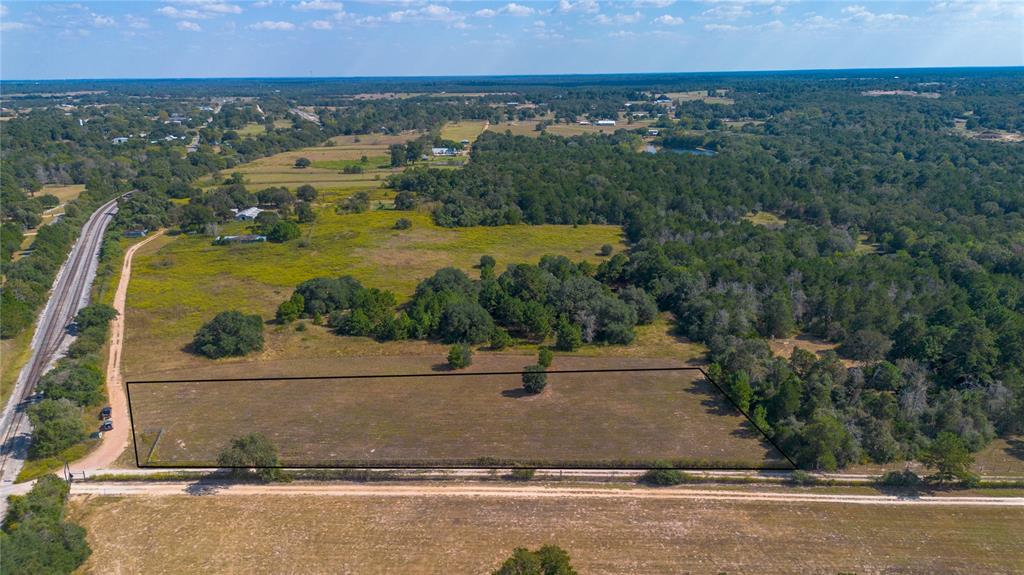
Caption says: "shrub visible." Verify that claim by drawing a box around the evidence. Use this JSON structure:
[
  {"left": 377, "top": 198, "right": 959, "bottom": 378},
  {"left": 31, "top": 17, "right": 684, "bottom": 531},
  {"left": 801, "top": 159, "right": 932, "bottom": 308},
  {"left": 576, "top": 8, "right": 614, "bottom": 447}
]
[
  {"left": 218, "top": 433, "right": 282, "bottom": 482},
  {"left": 490, "top": 327, "right": 512, "bottom": 350},
  {"left": 38, "top": 363, "right": 105, "bottom": 407},
  {"left": 493, "top": 545, "right": 576, "bottom": 575},
  {"left": 192, "top": 311, "right": 264, "bottom": 359},
  {"left": 509, "top": 467, "right": 536, "bottom": 481},
  {"left": 296, "top": 184, "right": 317, "bottom": 202},
  {"left": 787, "top": 469, "right": 819, "bottom": 485},
  {"left": 640, "top": 466, "right": 692, "bottom": 486},
  {"left": 521, "top": 364, "right": 547, "bottom": 394},
  {"left": 393, "top": 218, "right": 412, "bottom": 230},
  {"left": 267, "top": 220, "right": 300, "bottom": 243},
  {"left": 878, "top": 469, "right": 922, "bottom": 488},
  {"left": 538, "top": 348, "right": 553, "bottom": 368},
  {"left": 27, "top": 399, "right": 86, "bottom": 459},
  {"left": 447, "top": 344, "right": 473, "bottom": 369},
  {"left": 479, "top": 254, "right": 496, "bottom": 269},
  {"left": 294, "top": 157, "right": 311, "bottom": 168},
  {"left": 555, "top": 318, "right": 582, "bottom": 351},
  {"left": 599, "top": 244, "right": 614, "bottom": 256}
]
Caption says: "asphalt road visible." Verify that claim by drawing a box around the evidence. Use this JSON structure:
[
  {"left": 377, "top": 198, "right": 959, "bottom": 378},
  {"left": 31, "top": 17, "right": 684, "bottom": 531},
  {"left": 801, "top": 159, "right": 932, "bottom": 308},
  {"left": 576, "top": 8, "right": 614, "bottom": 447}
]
[{"left": 0, "top": 195, "right": 121, "bottom": 513}]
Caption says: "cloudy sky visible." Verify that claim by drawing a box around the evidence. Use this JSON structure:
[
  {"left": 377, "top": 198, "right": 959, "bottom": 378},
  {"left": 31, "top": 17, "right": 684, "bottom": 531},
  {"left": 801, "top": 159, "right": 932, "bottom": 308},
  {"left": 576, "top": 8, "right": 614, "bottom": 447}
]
[{"left": 1, "top": 1, "right": 1021, "bottom": 79}]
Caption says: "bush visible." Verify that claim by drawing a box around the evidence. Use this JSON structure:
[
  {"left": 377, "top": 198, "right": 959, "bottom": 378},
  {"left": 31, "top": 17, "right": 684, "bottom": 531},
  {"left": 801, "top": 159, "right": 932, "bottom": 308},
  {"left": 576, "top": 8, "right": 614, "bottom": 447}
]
[
  {"left": 438, "top": 300, "right": 494, "bottom": 344},
  {"left": 393, "top": 218, "right": 412, "bottom": 230},
  {"left": 1, "top": 475, "right": 91, "bottom": 575},
  {"left": 267, "top": 220, "right": 300, "bottom": 243},
  {"left": 787, "top": 469, "right": 819, "bottom": 485},
  {"left": 555, "top": 318, "right": 582, "bottom": 351},
  {"left": 479, "top": 254, "right": 496, "bottom": 269},
  {"left": 490, "top": 327, "right": 512, "bottom": 350},
  {"left": 877, "top": 469, "right": 922, "bottom": 488},
  {"left": 640, "top": 466, "right": 692, "bottom": 486},
  {"left": 218, "top": 433, "right": 282, "bottom": 482},
  {"left": 192, "top": 311, "right": 264, "bottom": 359},
  {"left": 447, "top": 344, "right": 473, "bottom": 369},
  {"left": 538, "top": 348, "right": 553, "bottom": 368},
  {"left": 294, "top": 157, "right": 311, "bottom": 168},
  {"left": 522, "top": 364, "right": 547, "bottom": 394},
  {"left": 296, "top": 184, "right": 317, "bottom": 202},
  {"left": 38, "top": 363, "right": 105, "bottom": 407},
  {"left": 509, "top": 467, "right": 536, "bottom": 481},
  {"left": 599, "top": 244, "right": 614, "bottom": 256}
]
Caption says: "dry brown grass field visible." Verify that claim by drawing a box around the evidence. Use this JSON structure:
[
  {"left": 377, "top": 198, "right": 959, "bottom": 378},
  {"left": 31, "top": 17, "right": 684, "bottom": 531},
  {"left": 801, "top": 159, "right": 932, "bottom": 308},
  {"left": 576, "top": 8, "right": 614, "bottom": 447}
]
[
  {"left": 129, "top": 355, "right": 783, "bottom": 468},
  {"left": 69, "top": 491, "right": 1024, "bottom": 574}
]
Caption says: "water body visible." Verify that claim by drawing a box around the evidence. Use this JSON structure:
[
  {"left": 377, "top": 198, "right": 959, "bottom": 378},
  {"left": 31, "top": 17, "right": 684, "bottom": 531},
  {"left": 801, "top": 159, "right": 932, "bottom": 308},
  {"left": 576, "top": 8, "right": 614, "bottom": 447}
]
[{"left": 643, "top": 144, "right": 718, "bottom": 156}]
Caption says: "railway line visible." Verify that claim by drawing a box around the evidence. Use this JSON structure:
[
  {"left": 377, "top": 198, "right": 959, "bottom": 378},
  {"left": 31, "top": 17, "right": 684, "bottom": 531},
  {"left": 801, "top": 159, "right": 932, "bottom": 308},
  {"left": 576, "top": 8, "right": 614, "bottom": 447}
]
[{"left": 0, "top": 196, "right": 122, "bottom": 497}]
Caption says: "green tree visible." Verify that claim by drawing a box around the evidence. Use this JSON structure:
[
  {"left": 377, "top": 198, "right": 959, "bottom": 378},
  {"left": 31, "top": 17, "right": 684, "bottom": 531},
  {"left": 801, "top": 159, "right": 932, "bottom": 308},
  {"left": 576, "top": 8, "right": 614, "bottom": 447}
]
[
  {"left": 0, "top": 476, "right": 91, "bottom": 575},
  {"left": 192, "top": 310, "right": 264, "bottom": 359},
  {"left": 921, "top": 432, "right": 975, "bottom": 484},
  {"left": 27, "top": 399, "right": 86, "bottom": 459},
  {"left": 294, "top": 157, "right": 311, "bottom": 168},
  {"left": 296, "top": 184, "right": 317, "bottom": 202},
  {"left": 267, "top": 220, "right": 300, "bottom": 243},
  {"left": 218, "top": 433, "right": 282, "bottom": 481},
  {"left": 555, "top": 317, "right": 583, "bottom": 351},
  {"left": 276, "top": 294, "right": 304, "bottom": 324},
  {"left": 38, "top": 363, "right": 105, "bottom": 407},
  {"left": 538, "top": 348, "right": 553, "bottom": 368},
  {"left": 447, "top": 344, "right": 473, "bottom": 369},
  {"left": 493, "top": 545, "right": 576, "bottom": 575},
  {"left": 522, "top": 364, "right": 547, "bottom": 394},
  {"left": 490, "top": 327, "right": 512, "bottom": 350},
  {"left": 794, "top": 414, "right": 856, "bottom": 471}
]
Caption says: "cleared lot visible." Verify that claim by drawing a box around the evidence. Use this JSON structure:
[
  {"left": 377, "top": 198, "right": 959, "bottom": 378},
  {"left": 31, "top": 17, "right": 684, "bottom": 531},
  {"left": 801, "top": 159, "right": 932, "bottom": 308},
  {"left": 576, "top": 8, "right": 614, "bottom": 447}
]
[{"left": 130, "top": 356, "right": 785, "bottom": 468}]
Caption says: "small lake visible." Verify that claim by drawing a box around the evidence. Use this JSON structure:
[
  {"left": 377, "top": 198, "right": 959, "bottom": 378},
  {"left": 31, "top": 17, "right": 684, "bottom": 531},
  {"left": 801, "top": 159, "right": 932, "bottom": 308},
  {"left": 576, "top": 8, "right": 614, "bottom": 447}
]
[{"left": 644, "top": 144, "right": 718, "bottom": 156}]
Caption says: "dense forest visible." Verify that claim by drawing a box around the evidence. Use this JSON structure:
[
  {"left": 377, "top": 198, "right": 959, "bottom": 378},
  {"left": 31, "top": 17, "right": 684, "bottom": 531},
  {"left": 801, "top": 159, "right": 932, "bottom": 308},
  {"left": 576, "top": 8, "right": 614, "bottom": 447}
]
[{"left": 3, "top": 69, "right": 1022, "bottom": 472}]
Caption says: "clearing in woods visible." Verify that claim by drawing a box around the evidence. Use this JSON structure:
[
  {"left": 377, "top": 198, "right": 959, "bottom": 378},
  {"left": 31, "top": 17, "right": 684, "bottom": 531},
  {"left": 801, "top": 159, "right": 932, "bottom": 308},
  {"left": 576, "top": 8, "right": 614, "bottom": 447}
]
[
  {"left": 128, "top": 355, "right": 785, "bottom": 468},
  {"left": 69, "top": 490, "right": 1024, "bottom": 575},
  {"left": 440, "top": 120, "right": 488, "bottom": 143}
]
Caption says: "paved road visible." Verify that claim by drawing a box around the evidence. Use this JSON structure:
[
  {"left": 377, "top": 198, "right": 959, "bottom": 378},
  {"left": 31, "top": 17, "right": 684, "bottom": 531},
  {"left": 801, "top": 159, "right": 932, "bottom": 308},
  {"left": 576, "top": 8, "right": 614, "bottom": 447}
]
[{"left": 0, "top": 196, "right": 122, "bottom": 513}]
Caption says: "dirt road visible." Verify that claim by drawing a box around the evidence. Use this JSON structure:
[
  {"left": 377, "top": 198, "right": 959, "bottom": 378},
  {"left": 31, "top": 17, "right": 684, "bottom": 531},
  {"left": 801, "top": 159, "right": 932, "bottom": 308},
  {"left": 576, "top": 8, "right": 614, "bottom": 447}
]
[
  {"left": 65, "top": 481, "right": 1024, "bottom": 507},
  {"left": 70, "top": 230, "right": 164, "bottom": 474}
]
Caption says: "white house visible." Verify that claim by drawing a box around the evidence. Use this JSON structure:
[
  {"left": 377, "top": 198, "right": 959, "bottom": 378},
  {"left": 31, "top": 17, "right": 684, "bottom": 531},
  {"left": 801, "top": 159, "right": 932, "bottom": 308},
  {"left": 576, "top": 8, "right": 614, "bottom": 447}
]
[
  {"left": 647, "top": 128, "right": 660, "bottom": 136},
  {"left": 111, "top": 137, "right": 129, "bottom": 145},
  {"left": 596, "top": 119, "right": 616, "bottom": 126},
  {"left": 431, "top": 147, "right": 457, "bottom": 156},
  {"left": 234, "top": 207, "right": 264, "bottom": 221}
]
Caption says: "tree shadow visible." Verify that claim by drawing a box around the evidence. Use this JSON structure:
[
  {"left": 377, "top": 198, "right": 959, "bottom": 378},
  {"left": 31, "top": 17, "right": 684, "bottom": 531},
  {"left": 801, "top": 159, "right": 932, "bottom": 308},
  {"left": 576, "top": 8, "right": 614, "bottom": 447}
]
[
  {"left": 431, "top": 363, "right": 454, "bottom": 372},
  {"left": 501, "top": 388, "right": 531, "bottom": 399},
  {"left": 185, "top": 475, "right": 230, "bottom": 496},
  {"left": 684, "top": 377, "right": 736, "bottom": 417},
  {"left": 1004, "top": 437, "right": 1024, "bottom": 462}
]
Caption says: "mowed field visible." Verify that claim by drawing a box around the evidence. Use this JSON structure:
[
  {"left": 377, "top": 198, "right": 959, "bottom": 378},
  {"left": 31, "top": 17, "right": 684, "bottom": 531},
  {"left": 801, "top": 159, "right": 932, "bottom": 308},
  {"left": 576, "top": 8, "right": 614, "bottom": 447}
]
[
  {"left": 122, "top": 209, "right": 624, "bottom": 376},
  {"left": 69, "top": 491, "right": 1024, "bottom": 574},
  {"left": 440, "top": 120, "right": 488, "bottom": 142},
  {"left": 129, "top": 355, "right": 784, "bottom": 468},
  {"left": 219, "top": 132, "right": 419, "bottom": 190}
]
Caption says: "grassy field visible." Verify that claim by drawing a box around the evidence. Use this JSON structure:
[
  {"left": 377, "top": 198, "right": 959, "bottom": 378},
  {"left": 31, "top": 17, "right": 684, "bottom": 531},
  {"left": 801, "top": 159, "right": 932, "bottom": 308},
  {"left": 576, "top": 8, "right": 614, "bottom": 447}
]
[
  {"left": 69, "top": 491, "right": 1024, "bottom": 574},
  {"left": 122, "top": 209, "right": 624, "bottom": 376},
  {"left": 663, "top": 90, "right": 735, "bottom": 105},
  {"left": 129, "top": 355, "right": 781, "bottom": 468},
  {"left": 234, "top": 123, "right": 266, "bottom": 137},
  {"left": 0, "top": 327, "right": 34, "bottom": 406},
  {"left": 439, "top": 120, "right": 488, "bottom": 142},
  {"left": 742, "top": 211, "right": 787, "bottom": 230}
]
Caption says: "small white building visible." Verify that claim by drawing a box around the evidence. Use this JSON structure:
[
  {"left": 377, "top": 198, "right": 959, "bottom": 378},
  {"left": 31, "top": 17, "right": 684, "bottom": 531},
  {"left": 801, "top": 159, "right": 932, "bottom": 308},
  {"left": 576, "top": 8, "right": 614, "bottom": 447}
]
[
  {"left": 111, "top": 137, "right": 129, "bottom": 145},
  {"left": 596, "top": 119, "right": 616, "bottom": 126},
  {"left": 647, "top": 128, "right": 660, "bottom": 136},
  {"left": 233, "top": 207, "right": 264, "bottom": 221},
  {"left": 431, "top": 147, "right": 457, "bottom": 156}
]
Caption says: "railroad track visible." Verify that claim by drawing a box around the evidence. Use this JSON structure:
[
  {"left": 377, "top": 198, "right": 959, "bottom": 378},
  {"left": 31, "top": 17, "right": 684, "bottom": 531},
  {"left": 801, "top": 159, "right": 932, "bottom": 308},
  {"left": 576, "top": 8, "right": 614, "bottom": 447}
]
[{"left": 0, "top": 196, "right": 122, "bottom": 481}]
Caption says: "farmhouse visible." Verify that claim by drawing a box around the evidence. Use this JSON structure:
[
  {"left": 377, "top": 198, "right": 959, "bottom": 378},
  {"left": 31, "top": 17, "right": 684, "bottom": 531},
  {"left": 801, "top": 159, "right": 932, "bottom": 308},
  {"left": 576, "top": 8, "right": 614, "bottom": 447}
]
[
  {"left": 431, "top": 147, "right": 457, "bottom": 156},
  {"left": 111, "top": 136, "right": 129, "bottom": 144},
  {"left": 596, "top": 119, "right": 616, "bottom": 126},
  {"left": 233, "top": 207, "right": 264, "bottom": 221}
]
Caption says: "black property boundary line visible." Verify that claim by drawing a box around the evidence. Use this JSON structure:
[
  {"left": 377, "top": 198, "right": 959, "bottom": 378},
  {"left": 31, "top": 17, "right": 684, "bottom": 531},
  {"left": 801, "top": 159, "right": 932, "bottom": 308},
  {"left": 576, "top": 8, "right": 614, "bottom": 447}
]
[{"left": 125, "top": 367, "right": 798, "bottom": 471}]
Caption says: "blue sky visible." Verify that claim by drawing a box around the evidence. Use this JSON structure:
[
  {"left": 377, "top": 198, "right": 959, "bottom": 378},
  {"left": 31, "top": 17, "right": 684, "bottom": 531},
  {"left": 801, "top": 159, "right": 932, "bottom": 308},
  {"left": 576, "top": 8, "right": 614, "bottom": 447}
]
[{"left": 1, "top": 1, "right": 1021, "bottom": 79}]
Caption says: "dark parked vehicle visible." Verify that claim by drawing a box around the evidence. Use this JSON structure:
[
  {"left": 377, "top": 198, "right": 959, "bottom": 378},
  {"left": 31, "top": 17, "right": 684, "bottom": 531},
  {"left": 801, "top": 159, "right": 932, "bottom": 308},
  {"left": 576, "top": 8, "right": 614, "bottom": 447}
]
[
  {"left": 100, "top": 420, "right": 113, "bottom": 432},
  {"left": 99, "top": 406, "right": 112, "bottom": 420}
]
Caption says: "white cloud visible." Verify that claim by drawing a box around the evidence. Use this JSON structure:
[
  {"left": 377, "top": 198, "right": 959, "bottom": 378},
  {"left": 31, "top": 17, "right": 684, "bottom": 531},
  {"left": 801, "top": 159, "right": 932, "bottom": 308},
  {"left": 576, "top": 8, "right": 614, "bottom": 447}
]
[
  {"left": 125, "top": 15, "right": 150, "bottom": 29},
  {"left": 475, "top": 8, "right": 497, "bottom": 17},
  {"left": 769, "top": 4, "right": 785, "bottom": 15},
  {"left": 174, "top": 1, "right": 242, "bottom": 15},
  {"left": 700, "top": 4, "right": 753, "bottom": 20},
  {"left": 930, "top": 0, "right": 1024, "bottom": 19},
  {"left": 294, "top": 0, "right": 343, "bottom": 11},
  {"left": 653, "top": 14, "right": 684, "bottom": 25},
  {"left": 310, "top": 19, "right": 332, "bottom": 29},
  {"left": 634, "top": 0, "right": 675, "bottom": 7},
  {"left": 387, "top": 4, "right": 464, "bottom": 25},
  {"left": 504, "top": 3, "right": 535, "bottom": 16},
  {"left": 157, "top": 2, "right": 241, "bottom": 19},
  {"left": 795, "top": 14, "right": 838, "bottom": 30},
  {"left": 158, "top": 6, "right": 209, "bottom": 19},
  {"left": 842, "top": 4, "right": 909, "bottom": 22},
  {"left": 705, "top": 19, "right": 782, "bottom": 31},
  {"left": 0, "top": 20, "right": 30, "bottom": 31},
  {"left": 559, "top": 0, "right": 599, "bottom": 14},
  {"left": 250, "top": 19, "right": 296, "bottom": 30},
  {"left": 177, "top": 20, "right": 201, "bottom": 31},
  {"left": 596, "top": 11, "right": 642, "bottom": 24},
  {"left": 91, "top": 13, "right": 116, "bottom": 27}
]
